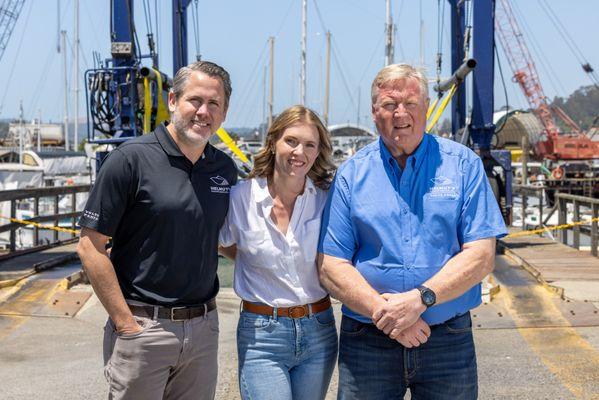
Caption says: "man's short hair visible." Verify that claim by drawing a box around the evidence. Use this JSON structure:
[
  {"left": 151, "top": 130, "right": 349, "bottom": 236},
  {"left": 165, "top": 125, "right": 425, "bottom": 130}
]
[
  {"left": 171, "top": 61, "right": 232, "bottom": 108},
  {"left": 371, "top": 63, "right": 429, "bottom": 105}
]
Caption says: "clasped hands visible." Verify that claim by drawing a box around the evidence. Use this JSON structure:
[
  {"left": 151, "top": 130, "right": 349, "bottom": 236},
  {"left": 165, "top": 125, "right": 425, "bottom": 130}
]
[{"left": 371, "top": 289, "right": 431, "bottom": 348}]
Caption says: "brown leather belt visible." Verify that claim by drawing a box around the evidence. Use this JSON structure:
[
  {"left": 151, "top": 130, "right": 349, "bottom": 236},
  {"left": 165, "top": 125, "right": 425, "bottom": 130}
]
[
  {"left": 128, "top": 298, "right": 217, "bottom": 321},
  {"left": 242, "top": 296, "right": 331, "bottom": 319}
]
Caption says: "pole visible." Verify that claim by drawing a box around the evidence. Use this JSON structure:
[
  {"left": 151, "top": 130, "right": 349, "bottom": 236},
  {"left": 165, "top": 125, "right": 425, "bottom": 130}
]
[
  {"left": 300, "top": 0, "right": 307, "bottom": 105},
  {"left": 37, "top": 109, "right": 42, "bottom": 152},
  {"left": 18, "top": 100, "right": 23, "bottom": 166},
  {"left": 61, "top": 30, "right": 70, "bottom": 151},
  {"left": 385, "top": 0, "right": 394, "bottom": 65},
  {"left": 419, "top": 0, "right": 425, "bottom": 66},
  {"left": 324, "top": 31, "right": 331, "bottom": 126},
  {"left": 268, "top": 36, "right": 274, "bottom": 129},
  {"left": 73, "top": 0, "right": 79, "bottom": 151}
]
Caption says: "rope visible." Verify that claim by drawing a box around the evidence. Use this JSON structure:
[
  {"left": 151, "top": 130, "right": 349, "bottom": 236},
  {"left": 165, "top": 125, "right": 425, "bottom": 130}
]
[
  {"left": 506, "top": 217, "right": 599, "bottom": 239},
  {"left": 0, "top": 216, "right": 79, "bottom": 235}
]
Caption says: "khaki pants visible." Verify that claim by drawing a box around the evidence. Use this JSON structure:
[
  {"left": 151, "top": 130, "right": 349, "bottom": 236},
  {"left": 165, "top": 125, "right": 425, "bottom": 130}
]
[{"left": 103, "top": 309, "right": 219, "bottom": 400}]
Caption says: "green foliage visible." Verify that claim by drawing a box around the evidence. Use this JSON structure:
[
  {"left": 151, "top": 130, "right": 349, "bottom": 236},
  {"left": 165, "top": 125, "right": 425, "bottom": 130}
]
[{"left": 550, "top": 85, "right": 599, "bottom": 131}]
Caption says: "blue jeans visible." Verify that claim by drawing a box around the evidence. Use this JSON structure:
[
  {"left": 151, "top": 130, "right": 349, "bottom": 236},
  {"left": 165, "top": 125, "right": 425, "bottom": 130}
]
[
  {"left": 338, "top": 312, "right": 477, "bottom": 400},
  {"left": 236, "top": 307, "right": 338, "bottom": 400}
]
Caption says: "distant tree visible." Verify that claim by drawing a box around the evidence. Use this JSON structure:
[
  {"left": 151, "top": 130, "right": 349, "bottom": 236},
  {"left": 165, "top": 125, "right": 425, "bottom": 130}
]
[{"left": 550, "top": 85, "right": 599, "bottom": 131}]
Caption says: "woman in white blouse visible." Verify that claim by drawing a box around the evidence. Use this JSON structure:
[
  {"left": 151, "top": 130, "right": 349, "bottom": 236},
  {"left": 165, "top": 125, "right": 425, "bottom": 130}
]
[{"left": 219, "top": 105, "right": 337, "bottom": 400}]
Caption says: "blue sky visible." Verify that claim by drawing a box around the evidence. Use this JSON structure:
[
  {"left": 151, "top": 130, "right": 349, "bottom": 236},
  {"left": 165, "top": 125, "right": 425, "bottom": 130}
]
[{"left": 0, "top": 0, "right": 597, "bottom": 132}]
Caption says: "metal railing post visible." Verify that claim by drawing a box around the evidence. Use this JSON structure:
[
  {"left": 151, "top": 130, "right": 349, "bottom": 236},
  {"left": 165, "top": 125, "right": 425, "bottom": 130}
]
[
  {"left": 558, "top": 196, "right": 567, "bottom": 245},
  {"left": 34, "top": 196, "right": 39, "bottom": 246},
  {"left": 71, "top": 190, "right": 77, "bottom": 238},
  {"left": 54, "top": 195, "right": 60, "bottom": 242},
  {"left": 592, "top": 203, "right": 598, "bottom": 257},
  {"left": 572, "top": 200, "right": 580, "bottom": 250},
  {"left": 9, "top": 200, "right": 16, "bottom": 252}
]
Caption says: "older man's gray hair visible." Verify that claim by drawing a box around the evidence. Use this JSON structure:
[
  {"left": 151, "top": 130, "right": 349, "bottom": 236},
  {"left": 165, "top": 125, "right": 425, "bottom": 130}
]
[{"left": 371, "top": 63, "right": 429, "bottom": 105}]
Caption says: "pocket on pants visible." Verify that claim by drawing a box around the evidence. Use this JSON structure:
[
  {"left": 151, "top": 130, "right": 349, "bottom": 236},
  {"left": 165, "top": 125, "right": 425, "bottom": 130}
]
[
  {"left": 112, "top": 316, "right": 157, "bottom": 339},
  {"left": 443, "top": 313, "right": 472, "bottom": 334},
  {"left": 340, "top": 315, "right": 368, "bottom": 336},
  {"left": 313, "top": 307, "right": 335, "bottom": 327}
]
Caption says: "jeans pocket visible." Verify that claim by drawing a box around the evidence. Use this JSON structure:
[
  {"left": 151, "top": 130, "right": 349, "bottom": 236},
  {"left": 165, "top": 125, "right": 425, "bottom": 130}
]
[
  {"left": 443, "top": 313, "right": 473, "bottom": 334},
  {"left": 239, "top": 312, "right": 274, "bottom": 331},
  {"left": 206, "top": 310, "right": 220, "bottom": 333},
  {"left": 340, "top": 315, "right": 368, "bottom": 336},
  {"left": 313, "top": 308, "right": 335, "bottom": 327}
]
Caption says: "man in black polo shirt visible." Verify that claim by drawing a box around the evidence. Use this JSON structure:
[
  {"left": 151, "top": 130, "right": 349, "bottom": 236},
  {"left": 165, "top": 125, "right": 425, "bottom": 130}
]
[{"left": 77, "top": 61, "right": 237, "bottom": 400}]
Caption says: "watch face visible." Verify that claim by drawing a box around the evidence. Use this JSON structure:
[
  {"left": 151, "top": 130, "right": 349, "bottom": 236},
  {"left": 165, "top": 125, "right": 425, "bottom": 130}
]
[
  {"left": 420, "top": 287, "right": 436, "bottom": 307},
  {"left": 422, "top": 291, "right": 435, "bottom": 306}
]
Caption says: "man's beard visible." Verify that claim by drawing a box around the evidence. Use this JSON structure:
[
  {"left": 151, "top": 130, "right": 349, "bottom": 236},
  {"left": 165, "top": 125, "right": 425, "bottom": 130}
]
[{"left": 171, "top": 113, "right": 210, "bottom": 147}]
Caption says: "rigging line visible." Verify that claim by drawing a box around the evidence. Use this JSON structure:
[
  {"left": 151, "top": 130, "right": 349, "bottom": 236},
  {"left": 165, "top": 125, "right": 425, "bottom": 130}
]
[
  {"left": 29, "top": 57, "right": 58, "bottom": 117},
  {"left": 0, "top": 0, "right": 34, "bottom": 118},
  {"left": 511, "top": 0, "right": 567, "bottom": 96},
  {"left": 229, "top": 41, "right": 269, "bottom": 126},
  {"left": 142, "top": 0, "right": 153, "bottom": 35},
  {"left": 27, "top": 44, "right": 57, "bottom": 115},
  {"left": 394, "top": 0, "right": 405, "bottom": 61},
  {"left": 273, "top": 0, "right": 295, "bottom": 38},
  {"left": 237, "top": 67, "right": 266, "bottom": 128},
  {"left": 81, "top": 0, "right": 103, "bottom": 53},
  {"left": 539, "top": 0, "right": 586, "bottom": 63},
  {"left": 343, "top": 0, "right": 380, "bottom": 21},
  {"left": 357, "top": 33, "right": 385, "bottom": 87},
  {"left": 154, "top": 0, "right": 160, "bottom": 63},
  {"left": 331, "top": 38, "right": 357, "bottom": 114},
  {"left": 312, "top": 0, "right": 328, "bottom": 32}
]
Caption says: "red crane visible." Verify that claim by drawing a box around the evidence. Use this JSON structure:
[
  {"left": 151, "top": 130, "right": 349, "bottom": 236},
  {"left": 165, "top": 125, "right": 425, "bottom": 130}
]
[{"left": 495, "top": 0, "right": 599, "bottom": 161}]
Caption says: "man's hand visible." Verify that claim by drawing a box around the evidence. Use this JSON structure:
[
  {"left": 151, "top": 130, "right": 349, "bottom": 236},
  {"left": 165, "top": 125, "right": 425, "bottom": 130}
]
[
  {"left": 115, "top": 318, "right": 144, "bottom": 335},
  {"left": 391, "top": 318, "right": 431, "bottom": 348},
  {"left": 372, "top": 290, "right": 426, "bottom": 335}
]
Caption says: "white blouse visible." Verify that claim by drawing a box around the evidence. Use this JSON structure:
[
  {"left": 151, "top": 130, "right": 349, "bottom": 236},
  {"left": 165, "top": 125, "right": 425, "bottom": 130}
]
[{"left": 219, "top": 177, "right": 329, "bottom": 307}]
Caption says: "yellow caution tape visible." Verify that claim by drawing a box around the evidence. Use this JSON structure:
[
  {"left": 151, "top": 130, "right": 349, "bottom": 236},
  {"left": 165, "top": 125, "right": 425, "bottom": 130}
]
[
  {"left": 0, "top": 216, "right": 79, "bottom": 235},
  {"left": 216, "top": 127, "right": 251, "bottom": 164},
  {"left": 506, "top": 217, "right": 599, "bottom": 238}
]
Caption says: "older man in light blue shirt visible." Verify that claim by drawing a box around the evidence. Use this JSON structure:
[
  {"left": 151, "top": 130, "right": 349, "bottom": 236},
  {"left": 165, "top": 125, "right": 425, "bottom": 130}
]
[{"left": 317, "top": 63, "right": 506, "bottom": 400}]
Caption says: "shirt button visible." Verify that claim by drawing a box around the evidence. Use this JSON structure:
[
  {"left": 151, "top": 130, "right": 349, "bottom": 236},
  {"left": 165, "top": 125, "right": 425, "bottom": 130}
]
[{"left": 403, "top": 237, "right": 409, "bottom": 242}]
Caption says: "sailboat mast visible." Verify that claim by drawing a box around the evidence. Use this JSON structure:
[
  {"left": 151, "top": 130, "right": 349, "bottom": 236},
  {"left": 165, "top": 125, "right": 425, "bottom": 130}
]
[
  {"left": 268, "top": 36, "right": 274, "bottom": 129},
  {"left": 300, "top": 0, "right": 307, "bottom": 105},
  {"left": 61, "top": 30, "right": 70, "bottom": 151},
  {"left": 324, "top": 31, "right": 331, "bottom": 126},
  {"left": 73, "top": 0, "right": 80, "bottom": 151},
  {"left": 385, "top": 0, "right": 394, "bottom": 66}
]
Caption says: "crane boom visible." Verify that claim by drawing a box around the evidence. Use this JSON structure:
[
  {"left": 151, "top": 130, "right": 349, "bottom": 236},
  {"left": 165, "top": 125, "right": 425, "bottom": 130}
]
[
  {"left": 495, "top": 0, "right": 598, "bottom": 160},
  {"left": 0, "top": 0, "right": 25, "bottom": 64}
]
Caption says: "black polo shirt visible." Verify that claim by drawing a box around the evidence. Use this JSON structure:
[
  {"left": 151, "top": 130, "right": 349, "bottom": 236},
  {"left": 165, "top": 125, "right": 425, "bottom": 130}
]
[{"left": 79, "top": 124, "right": 237, "bottom": 306}]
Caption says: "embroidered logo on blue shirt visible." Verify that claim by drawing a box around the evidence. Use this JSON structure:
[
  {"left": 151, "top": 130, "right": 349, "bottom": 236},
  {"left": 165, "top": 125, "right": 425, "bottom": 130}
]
[{"left": 429, "top": 176, "right": 458, "bottom": 199}]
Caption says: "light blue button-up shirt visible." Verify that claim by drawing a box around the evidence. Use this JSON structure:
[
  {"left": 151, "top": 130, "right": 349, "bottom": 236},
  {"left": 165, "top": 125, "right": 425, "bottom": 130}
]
[{"left": 318, "top": 134, "right": 507, "bottom": 325}]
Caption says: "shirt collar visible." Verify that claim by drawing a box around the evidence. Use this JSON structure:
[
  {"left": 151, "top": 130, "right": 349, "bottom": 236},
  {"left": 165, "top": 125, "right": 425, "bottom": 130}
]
[
  {"left": 378, "top": 133, "right": 430, "bottom": 170},
  {"left": 155, "top": 123, "right": 216, "bottom": 162},
  {"left": 252, "top": 176, "right": 317, "bottom": 204}
]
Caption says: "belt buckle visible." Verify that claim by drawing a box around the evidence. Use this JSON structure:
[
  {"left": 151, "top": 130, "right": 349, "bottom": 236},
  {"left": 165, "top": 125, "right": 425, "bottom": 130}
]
[
  {"left": 169, "top": 306, "right": 188, "bottom": 321},
  {"left": 288, "top": 306, "right": 307, "bottom": 318}
]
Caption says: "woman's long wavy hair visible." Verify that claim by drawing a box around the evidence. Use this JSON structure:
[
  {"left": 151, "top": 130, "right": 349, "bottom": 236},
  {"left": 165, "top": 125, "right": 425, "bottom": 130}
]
[{"left": 248, "top": 105, "right": 335, "bottom": 190}]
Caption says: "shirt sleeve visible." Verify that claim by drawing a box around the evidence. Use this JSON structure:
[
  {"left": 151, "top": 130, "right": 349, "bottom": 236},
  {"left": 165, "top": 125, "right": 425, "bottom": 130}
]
[
  {"left": 78, "top": 149, "right": 135, "bottom": 237},
  {"left": 318, "top": 172, "right": 357, "bottom": 261},
  {"left": 459, "top": 157, "right": 508, "bottom": 244}
]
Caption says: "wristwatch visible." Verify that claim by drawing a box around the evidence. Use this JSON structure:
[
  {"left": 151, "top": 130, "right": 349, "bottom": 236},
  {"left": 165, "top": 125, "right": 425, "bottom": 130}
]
[{"left": 417, "top": 285, "right": 436, "bottom": 308}]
